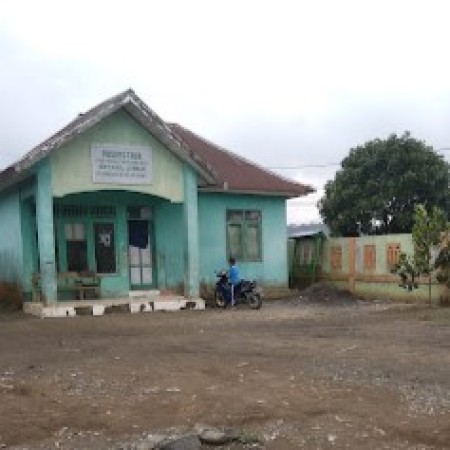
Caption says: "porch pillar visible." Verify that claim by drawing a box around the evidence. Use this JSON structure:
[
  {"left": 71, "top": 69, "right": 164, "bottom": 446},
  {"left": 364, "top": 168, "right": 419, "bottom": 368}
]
[
  {"left": 182, "top": 166, "right": 199, "bottom": 298},
  {"left": 36, "top": 160, "right": 57, "bottom": 303},
  {"left": 20, "top": 200, "right": 35, "bottom": 295}
]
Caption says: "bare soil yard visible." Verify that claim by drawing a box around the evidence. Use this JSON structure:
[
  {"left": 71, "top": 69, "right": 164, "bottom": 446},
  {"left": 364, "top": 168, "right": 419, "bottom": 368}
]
[{"left": 1, "top": 289, "right": 450, "bottom": 449}]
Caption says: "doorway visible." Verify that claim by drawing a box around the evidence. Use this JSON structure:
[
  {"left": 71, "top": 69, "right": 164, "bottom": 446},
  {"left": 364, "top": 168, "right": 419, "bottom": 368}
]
[{"left": 128, "top": 220, "right": 155, "bottom": 289}]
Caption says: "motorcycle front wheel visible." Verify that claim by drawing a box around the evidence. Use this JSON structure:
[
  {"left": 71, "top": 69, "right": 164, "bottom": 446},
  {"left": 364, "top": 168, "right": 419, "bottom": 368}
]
[
  {"left": 215, "top": 289, "right": 226, "bottom": 308},
  {"left": 248, "top": 292, "right": 262, "bottom": 309}
]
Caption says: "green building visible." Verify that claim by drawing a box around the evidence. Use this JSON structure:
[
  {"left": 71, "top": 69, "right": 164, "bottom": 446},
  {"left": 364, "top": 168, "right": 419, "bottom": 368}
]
[{"left": 0, "top": 90, "right": 313, "bottom": 314}]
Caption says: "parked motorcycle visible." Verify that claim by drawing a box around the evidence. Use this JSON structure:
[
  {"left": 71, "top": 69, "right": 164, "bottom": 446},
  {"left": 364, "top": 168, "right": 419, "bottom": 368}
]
[{"left": 214, "top": 271, "right": 263, "bottom": 309}]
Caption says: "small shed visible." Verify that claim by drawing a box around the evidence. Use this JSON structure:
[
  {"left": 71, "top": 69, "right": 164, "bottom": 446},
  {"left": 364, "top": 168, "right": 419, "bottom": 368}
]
[{"left": 288, "top": 224, "right": 329, "bottom": 289}]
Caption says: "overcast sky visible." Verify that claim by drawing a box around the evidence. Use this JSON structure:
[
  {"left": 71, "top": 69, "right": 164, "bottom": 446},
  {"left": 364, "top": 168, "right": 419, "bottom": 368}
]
[{"left": 1, "top": 0, "right": 450, "bottom": 223}]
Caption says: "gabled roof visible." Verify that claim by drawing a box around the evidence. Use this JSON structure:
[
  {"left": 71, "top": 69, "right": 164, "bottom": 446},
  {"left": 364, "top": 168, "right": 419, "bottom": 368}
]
[
  {"left": 13, "top": 89, "right": 216, "bottom": 186},
  {"left": 168, "top": 123, "right": 314, "bottom": 197},
  {"left": 0, "top": 90, "right": 314, "bottom": 198}
]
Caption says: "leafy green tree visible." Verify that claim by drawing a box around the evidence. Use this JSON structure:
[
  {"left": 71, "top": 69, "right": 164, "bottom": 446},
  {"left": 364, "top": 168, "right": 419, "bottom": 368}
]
[
  {"left": 395, "top": 205, "right": 447, "bottom": 305},
  {"left": 319, "top": 133, "right": 449, "bottom": 236}
]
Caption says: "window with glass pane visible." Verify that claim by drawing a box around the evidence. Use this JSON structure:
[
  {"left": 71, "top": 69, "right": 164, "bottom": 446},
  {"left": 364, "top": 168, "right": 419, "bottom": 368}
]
[
  {"left": 95, "top": 223, "right": 116, "bottom": 274},
  {"left": 65, "top": 223, "right": 88, "bottom": 272},
  {"left": 227, "top": 209, "right": 262, "bottom": 261},
  {"left": 228, "top": 223, "right": 243, "bottom": 259}
]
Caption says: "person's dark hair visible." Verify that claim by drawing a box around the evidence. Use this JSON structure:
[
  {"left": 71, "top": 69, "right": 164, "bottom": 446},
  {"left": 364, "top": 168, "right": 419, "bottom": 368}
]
[{"left": 228, "top": 257, "right": 236, "bottom": 265}]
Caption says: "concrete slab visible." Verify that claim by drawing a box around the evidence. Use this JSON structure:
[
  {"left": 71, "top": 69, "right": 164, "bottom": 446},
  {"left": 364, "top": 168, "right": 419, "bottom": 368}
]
[
  {"left": 141, "top": 302, "right": 154, "bottom": 312},
  {"left": 129, "top": 290, "right": 160, "bottom": 298},
  {"left": 129, "top": 303, "right": 142, "bottom": 314},
  {"left": 92, "top": 305, "right": 105, "bottom": 316},
  {"left": 153, "top": 300, "right": 187, "bottom": 311},
  {"left": 40, "top": 305, "right": 76, "bottom": 318},
  {"left": 23, "top": 296, "right": 205, "bottom": 318}
]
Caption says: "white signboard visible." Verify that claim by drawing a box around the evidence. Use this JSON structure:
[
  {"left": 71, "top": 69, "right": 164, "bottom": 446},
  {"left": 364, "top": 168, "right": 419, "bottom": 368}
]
[{"left": 91, "top": 145, "right": 152, "bottom": 185}]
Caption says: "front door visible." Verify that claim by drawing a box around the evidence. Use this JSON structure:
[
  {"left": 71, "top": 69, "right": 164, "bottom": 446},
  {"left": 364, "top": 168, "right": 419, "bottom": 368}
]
[{"left": 128, "top": 220, "right": 154, "bottom": 289}]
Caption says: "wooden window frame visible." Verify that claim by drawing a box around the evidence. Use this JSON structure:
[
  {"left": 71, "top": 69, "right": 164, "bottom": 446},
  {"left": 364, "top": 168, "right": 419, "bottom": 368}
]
[
  {"left": 94, "top": 221, "right": 117, "bottom": 274},
  {"left": 330, "top": 245, "right": 342, "bottom": 271},
  {"left": 226, "top": 209, "right": 262, "bottom": 262},
  {"left": 387, "top": 243, "right": 401, "bottom": 270},
  {"left": 57, "top": 216, "right": 118, "bottom": 276},
  {"left": 363, "top": 244, "right": 376, "bottom": 272},
  {"left": 65, "top": 222, "right": 89, "bottom": 273}
]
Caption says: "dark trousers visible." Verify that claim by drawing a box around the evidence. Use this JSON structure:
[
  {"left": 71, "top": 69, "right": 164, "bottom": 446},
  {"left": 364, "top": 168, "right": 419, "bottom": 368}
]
[{"left": 219, "top": 282, "right": 241, "bottom": 306}]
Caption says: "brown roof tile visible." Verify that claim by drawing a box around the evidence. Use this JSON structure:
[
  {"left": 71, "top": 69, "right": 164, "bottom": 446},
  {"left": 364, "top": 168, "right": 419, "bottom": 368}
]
[{"left": 168, "top": 123, "right": 314, "bottom": 198}]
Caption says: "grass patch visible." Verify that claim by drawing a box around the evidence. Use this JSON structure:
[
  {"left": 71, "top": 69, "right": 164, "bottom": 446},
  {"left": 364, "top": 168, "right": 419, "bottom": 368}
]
[{"left": 236, "top": 430, "right": 261, "bottom": 445}]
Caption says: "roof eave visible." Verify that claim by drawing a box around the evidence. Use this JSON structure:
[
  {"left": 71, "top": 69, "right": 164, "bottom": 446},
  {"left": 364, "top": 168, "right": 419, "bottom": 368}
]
[
  {"left": 122, "top": 98, "right": 217, "bottom": 185},
  {"left": 0, "top": 165, "right": 33, "bottom": 194},
  {"left": 289, "top": 231, "right": 326, "bottom": 239},
  {"left": 15, "top": 98, "right": 126, "bottom": 174},
  {"left": 199, "top": 186, "right": 315, "bottom": 198}
]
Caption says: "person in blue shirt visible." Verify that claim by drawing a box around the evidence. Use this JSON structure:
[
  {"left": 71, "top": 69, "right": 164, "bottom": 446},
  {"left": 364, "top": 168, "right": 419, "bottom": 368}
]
[{"left": 228, "top": 257, "right": 241, "bottom": 306}]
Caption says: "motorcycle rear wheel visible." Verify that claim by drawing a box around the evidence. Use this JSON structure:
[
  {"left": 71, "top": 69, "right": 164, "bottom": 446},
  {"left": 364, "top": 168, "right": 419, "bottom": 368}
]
[
  {"left": 248, "top": 292, "right": 262, "bottom": 309},
  {"left": 215, "top": 290, "right": 226, "bottom": 308}
]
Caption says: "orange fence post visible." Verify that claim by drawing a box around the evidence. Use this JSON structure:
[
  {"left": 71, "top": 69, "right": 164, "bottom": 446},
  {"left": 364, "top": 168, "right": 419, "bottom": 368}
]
[{"left": 348, "top": 238, "right": 356, "bottom": 293}]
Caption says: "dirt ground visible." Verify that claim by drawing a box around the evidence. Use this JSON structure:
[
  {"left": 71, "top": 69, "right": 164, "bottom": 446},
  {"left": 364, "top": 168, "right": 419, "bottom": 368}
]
[{"left": 1, "top": 287, "right": 450, "bottom": 449}]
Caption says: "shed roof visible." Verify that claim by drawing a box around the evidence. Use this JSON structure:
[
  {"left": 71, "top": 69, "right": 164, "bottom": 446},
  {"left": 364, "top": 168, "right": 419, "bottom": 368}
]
[
  {"left": 288, "top": 223, "right": 330, "bottom": 238},
  {"left": 0, "top": 90, "right": 314, "bottom": 198}
]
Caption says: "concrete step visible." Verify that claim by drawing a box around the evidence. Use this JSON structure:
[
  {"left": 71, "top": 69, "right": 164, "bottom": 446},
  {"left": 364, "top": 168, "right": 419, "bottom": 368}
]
[
  {"left": 129, "top": 289, "right": 160, "bottom": 298},
  {"left": 23, "top": 296, "right": 206, "bottom": 318}
]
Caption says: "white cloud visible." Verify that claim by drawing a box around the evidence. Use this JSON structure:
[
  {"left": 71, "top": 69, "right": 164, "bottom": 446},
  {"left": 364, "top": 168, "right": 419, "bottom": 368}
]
[{"left": 1, "top": 0, "right": 450, "bottom": 221}]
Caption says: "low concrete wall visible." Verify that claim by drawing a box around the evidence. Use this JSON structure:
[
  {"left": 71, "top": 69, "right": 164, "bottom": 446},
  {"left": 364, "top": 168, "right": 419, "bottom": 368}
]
[{"left": 320, "top": 234, "right": 446, "bottom": 302}]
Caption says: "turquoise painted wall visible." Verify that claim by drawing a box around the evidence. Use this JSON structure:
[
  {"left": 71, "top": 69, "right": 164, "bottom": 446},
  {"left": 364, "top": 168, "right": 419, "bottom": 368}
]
[
  {"left": 13, "top": 184, "right": 291, "bottom": 299},
  {"left": 154, "top": 202, "right": 184, "bottom": 292},
  {"left": 49, "top": 191, "right": 290, "bottom": 296},
  {"left": 52, "top": 190, "right": 183, "bottom": 298},
  {"left": 0, "top": 189, "right": 23, "bottom": 283},
  {"left": 50, "top": 109, "right": 184, "bottom": 202},
  {"left": 36, "top": 160, "right": 57, "bottom": 302},
  {"left": 182, "top": 166, "right": 199, "bottom": 297},
  {"left": 3, "top": 107, "right": 293, "bottom": 301},
  {"left": 20, "top": 198, "right": 37, "bottom": 293},
  {"left": 198, "top": 193, "right": 288, "bottom": 287}
]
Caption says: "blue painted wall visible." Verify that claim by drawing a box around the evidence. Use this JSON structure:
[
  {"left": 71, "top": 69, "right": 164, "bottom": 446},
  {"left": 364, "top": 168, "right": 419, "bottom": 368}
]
[
  {"left": 198, "top": 193, "right": 289, "bottom": 288},
  {"left": 0, "top": 190, "right": 23, "bottom": 283}
]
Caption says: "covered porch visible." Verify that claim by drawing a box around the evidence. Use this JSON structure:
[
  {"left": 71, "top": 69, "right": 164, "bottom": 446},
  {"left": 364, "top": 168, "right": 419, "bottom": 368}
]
[{"left": 22, "top": 164, "right": 200, "bottom": 307}]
